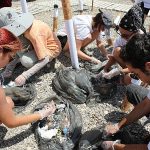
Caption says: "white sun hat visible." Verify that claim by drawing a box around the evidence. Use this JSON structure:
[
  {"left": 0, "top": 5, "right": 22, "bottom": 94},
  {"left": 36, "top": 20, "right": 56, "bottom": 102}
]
[{"left": 0, "top": 7, "right": 34, "bottom": 36}]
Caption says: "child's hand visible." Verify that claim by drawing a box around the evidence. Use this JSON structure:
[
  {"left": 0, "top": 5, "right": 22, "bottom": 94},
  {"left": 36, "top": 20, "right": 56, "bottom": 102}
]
[
  {"left": 103, "top": 123, "right": 120, "bottom": 138},
  {"left": 102, "top": 68, "right": 120, "bottom": 79},
  {"left": 38, "top": 101, "right": 56, "bottom": 119},
  {"left": 15, "top": 74, "right": 27, "bottom": 86},
  {"left": 101, "top": 141, "right": 114, "bottom": 150},
  {"left": 90, "top": 57, "right": 101, "bottom": 64},
  {"left": 101, "top": 140, "right": 120, "bottom": 150}
]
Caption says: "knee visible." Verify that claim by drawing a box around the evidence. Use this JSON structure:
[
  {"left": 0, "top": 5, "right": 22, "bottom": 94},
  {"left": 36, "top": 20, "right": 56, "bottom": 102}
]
[{"left": 20, "top": 56, "right": 35, "bottom": 68}]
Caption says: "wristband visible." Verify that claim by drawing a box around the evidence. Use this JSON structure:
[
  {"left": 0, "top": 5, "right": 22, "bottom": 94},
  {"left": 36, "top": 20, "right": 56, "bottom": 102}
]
[{"left": 112, "top": 140, "right": 120, "bottom": 150}]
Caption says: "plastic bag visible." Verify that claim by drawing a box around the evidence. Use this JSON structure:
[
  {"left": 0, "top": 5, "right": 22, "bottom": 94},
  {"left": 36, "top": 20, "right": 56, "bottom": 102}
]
[
  {"left": 4, "top": 84, "right": 36, "bottom": 107},
  {"left": 52, "top": 67, "right": 94, "bottom": 104},
  {"left": 32, "top": 95, "right": 82, "bottom": 150},
  {"left": 78, "top": 127, "right": 136, "bottom": 150}
]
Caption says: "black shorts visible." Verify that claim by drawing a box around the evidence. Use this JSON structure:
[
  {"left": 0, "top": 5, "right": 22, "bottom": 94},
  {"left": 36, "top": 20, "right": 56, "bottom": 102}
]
[
  {"left": 57, "top": 35, "right": 67, "bottom": 49},
  {"left": 143, "top": 7, "right": 150, "bottom": 15}
]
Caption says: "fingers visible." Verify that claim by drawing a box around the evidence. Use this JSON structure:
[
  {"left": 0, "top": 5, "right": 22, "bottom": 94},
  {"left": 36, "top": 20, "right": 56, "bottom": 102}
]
[
  {"left": 90, "top": 57, "right": 101, "bottom": 64},
  {"left": 43, "top": 101, "right": 56, "bottom": 114},
  {"left": 15, "top": 75, "right": 26, "bottom": 86},
  {"left": 102, "top": 68, "right": 120, "bottom": 79},
  {"left": 107, "top": 54, "right": 113, "bottom": 59},
  {"left": 102, "top": 126, "right": 113, "bottom": 138},
  {"left": 102, "top": 72, "right": 112, "bottom": 79},
  {"left": 44, "top": 101, "right": 55, "bottom": 109},
  {"left": 103, "top": 123, "right": 119, "bottom": 138},
  {"left": 101, "top": 141, "right": 113, "bottom": 150}
]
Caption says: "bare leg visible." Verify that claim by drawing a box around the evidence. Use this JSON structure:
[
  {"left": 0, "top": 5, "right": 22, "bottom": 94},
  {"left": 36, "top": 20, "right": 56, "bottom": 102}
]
[
  {"left": 63, "top": 38, "right": 100, "bottom": 63},
  {"left": 97, "top": 40, "right": 108, "bottom": 57}
]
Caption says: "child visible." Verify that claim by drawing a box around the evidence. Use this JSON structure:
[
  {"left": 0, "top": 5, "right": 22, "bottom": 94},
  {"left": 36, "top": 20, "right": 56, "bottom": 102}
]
[
  {"left": 57, "top": 9, "right": 113, "bottom": 64},
  {"left": 0, "top": 7, "right": 61, "bottom": 86}
]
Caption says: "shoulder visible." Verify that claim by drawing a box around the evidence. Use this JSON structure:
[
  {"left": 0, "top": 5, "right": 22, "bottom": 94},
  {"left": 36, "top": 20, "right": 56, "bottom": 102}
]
[{"left": 114, "top": 36, "right": 127, "bottom": 48}]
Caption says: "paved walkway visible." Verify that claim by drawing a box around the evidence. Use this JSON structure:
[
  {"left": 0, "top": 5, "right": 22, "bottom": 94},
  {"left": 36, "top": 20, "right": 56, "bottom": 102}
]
[
  {"left": 12, "top": 0, "right": 149, "bottom": 16},
  {"left": 12, "top": 0, "right": 131, "bottom": 14}
]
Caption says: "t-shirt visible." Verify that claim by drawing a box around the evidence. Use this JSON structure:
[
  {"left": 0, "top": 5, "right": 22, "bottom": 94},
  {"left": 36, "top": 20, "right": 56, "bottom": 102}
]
[
  {"left": 57, "top": 15, "right": 104, "bottom": 41},
  {"left": 147, "top": 90, "right": 150, "bottom": 100},
  {"left": 143, "top": 0, "right": 150, "bottom": 8},
  {"left": 113, "top": 29, "right": 143, "bottom": 53},
  {"left": 113, "top": 36, "right": 127, "bottom": 49},
  {"left": 147, "top": 141, "right": 150, "bottom": 150},
  {"left": 24, "top": 20, "right": 61, "bottom": 60},
  {"left": 73, "top": 15, "right": 93, "bottom": 40},
  {"left": 112, "top": 35, "right": 127, "bottom": 54}
]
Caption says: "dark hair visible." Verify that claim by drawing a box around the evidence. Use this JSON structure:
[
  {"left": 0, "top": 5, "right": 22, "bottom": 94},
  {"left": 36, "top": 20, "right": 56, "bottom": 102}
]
[
  {"left": 120, "top": 33, "right": 150, "bottom": 72},
  {"left": 2, "top": 47, "right": 12, "bottom": 54},
  {"left": 119, "top": 3, "right": 146, "bottom": 33},
  {"left": 92, "top": 12, "right": 104, "bottom": 31}
]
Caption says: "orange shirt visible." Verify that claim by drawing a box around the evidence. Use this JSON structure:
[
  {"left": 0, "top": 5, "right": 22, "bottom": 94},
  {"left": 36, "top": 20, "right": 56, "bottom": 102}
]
[{"left": 24, "top": 20, "right": 61, "bottom": 60}]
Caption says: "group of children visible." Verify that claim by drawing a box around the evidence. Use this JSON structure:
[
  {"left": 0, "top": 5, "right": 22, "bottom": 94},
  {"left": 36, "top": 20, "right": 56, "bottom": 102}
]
[
  {"left": 0, "top": 4, "right": 113, "bottom": 127},
  {"left": 0, "top": 0, "right": 150, "bottom": 149}
]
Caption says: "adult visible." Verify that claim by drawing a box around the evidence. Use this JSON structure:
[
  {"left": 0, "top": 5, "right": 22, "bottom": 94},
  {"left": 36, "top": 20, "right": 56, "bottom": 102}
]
[
  {"left": 101, "top": 33, "right": 150, "bottom": 150},
  {"left": 103, "top": 4, "right": 145, "bottom": 80},
  {"left": 0, "top": 7, "right": 61, "bottom": 86},
  {"left": 57, "top": 9, "right": 113, "bottom": 64}
]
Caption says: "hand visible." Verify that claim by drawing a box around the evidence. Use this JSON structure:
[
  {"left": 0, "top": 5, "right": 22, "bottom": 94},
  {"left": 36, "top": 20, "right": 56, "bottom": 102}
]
[
  {"left": 38, "top": 100, "right": 56, "bottom": 119},
  {"left": 101, "top": 141, "right": 113, "bottom": 150},
  {"left": 101, "top": 140, "right": 120, "bottom": 150},
  {"left": 102, "top": 68, "right": 120, "bottom": 79},
  {"left": 15, "top": 74, "right": 27, "bottom": 86},
  {"left": 103, "top": 123, "right": 120, "bottom": 138},
  {"left": 90, "top": 57, "right": 101, "bottom": 64}
]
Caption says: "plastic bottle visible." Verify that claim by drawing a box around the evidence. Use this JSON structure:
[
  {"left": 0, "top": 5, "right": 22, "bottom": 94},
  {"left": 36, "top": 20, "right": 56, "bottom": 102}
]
[{"left": 62, "top": 115, "right": 70, "bottom": 139}]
